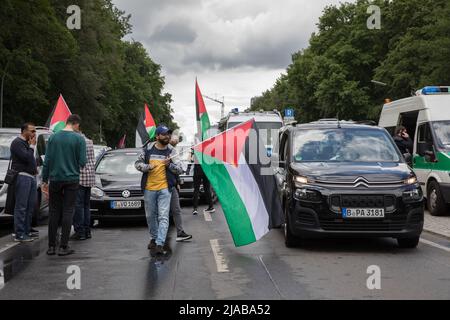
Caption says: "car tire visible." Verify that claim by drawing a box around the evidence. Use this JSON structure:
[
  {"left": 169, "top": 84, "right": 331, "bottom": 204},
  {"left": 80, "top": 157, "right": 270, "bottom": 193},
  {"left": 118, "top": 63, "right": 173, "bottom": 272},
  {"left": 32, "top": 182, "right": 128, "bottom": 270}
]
[
  {"left": 397, "top": 237, "right": 420, "bottom": 249},
  {"left": 284, "top": 201, "right": 300, "bottom": 248},
  {"left": 32, "top": 189, "right": 42, "bottom": 227},
  {"left": 427, "top": 181, "right": 447, "bottom": 216}
]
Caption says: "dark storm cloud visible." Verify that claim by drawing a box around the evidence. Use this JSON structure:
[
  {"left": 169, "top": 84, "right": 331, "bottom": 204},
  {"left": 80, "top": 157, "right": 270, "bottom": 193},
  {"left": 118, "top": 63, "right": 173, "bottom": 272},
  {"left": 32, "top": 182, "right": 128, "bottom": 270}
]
[{"left": 149, "top": 21, "right": 197, "bottom": 44}]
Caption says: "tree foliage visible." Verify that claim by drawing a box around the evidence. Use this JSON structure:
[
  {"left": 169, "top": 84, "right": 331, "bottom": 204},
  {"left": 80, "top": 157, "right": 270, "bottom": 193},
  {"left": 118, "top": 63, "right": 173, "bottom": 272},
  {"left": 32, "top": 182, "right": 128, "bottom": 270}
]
[
  {"left": 0, "top": 0, "right": 176, "bottom": 146},
  {"left": 251, "top": 0, "right": 450, "bottom": 123}
]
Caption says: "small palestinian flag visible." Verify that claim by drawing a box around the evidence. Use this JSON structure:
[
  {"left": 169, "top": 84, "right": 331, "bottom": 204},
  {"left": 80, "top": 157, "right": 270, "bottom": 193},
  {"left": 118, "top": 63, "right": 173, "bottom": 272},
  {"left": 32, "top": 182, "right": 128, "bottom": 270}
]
[
  {"left": 135, "top": 103, "right": 156, "bottom": 147},
  {"left": 117, "top": 134, "right": 126, "bottom": 149},
  {"left": 193, "top": 119, "right": 284, "bottom": 247},
  {"left": 195, "top": 79, "right": 211, "bottom": 141},
  {"left": 46, "top": 94, "right": 72, "bottom": 133}
]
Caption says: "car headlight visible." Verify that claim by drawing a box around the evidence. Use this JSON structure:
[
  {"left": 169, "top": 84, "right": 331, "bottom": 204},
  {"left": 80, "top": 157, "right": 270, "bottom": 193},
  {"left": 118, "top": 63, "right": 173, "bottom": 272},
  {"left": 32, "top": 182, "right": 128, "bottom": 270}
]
[
  {"left": 91, "top": 187, "right": 104, "bottom": 199},
  {"left": 294, "top": 188, "right": 322, "bottom": 202},
  {"left": 402, "top": 188, "right": 423, "bottom": 203},
  {"left": 404, "top": 176, "right": 417, "bottom": 185},
  {"left": 294, "top": 175, "right": 309, "bottom": 185}
]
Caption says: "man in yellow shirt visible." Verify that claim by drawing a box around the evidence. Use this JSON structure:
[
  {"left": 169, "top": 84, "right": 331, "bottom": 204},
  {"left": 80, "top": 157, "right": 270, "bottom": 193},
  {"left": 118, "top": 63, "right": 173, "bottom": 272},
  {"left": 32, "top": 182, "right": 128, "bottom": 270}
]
[{"left": 135, "top": 126, "right": 183, "bottom": 255}]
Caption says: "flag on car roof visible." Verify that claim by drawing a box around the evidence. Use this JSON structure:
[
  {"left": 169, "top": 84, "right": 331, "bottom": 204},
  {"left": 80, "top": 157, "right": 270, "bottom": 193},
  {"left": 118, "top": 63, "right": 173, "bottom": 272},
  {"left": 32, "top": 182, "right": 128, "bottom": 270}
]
[
  {"left": 195, "top": 79, "right": 211, "bottom": 141},
  {"left": 192, "top": 119, "right": 284, "bottom": 247},
  {"left": 135, "top": 103, "right": 156, "bottom": 147},
  {"left": 46, "top": 94, "right": 72, "bottom": 133}
]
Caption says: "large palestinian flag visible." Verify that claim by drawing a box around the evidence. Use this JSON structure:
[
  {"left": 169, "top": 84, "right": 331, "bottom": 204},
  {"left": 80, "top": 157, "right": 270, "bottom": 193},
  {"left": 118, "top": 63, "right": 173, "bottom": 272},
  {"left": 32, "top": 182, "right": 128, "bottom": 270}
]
[
  {"left": 46, "top": 94, "right": 72, "bottom": 132},
  {"left": 135, "top": 103, "right": 156, "bottom": 147},
  {"left": 193, "top": 119, "right": 284, "bottom": 247},
  {"left": 195, "top": 79, "right": 211, "bottom": 141}
]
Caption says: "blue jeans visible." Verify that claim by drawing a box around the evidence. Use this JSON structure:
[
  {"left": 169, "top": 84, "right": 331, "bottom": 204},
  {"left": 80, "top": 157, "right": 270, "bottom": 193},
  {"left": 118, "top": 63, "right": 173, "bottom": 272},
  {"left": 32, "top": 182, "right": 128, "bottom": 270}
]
[
  {"left": 73, "top": 186, "right": 91, "bottom": 236},
  {"left": 14, "top": 175, "right": 37, "bottom": 239},
  {"left": 144, "top": 189, "right": 172, "bottom": 246}
]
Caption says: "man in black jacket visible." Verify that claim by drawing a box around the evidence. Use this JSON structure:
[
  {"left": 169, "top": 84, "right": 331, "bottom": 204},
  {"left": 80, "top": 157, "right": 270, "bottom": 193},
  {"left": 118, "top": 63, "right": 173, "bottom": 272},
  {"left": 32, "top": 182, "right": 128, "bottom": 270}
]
[
  {"left": 394, "top": 126, "right": 413, "bottom": 155},
  {"left": 10, "top": 123, "right": 38, "bottom": 242}
]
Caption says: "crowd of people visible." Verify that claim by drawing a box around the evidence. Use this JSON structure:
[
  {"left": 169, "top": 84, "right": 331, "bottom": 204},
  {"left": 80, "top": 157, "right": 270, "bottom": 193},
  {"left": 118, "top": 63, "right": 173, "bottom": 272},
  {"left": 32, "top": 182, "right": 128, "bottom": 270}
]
[{"left": 7, "top": 117, "right": 214, "bottom": 257}]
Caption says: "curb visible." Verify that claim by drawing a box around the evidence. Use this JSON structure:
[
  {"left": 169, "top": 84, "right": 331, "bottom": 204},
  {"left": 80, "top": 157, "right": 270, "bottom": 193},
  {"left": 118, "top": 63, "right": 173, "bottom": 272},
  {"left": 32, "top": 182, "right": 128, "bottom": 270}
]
[{"left": 0, "top": 226, "right": 48, "bottom": 284}]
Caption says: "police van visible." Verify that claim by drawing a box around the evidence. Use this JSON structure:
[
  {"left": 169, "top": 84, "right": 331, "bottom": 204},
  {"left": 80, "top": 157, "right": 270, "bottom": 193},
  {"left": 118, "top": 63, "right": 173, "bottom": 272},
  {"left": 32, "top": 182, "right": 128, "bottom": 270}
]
[{"left": 379, "top": 86, "right": 450, "bottom": 216}]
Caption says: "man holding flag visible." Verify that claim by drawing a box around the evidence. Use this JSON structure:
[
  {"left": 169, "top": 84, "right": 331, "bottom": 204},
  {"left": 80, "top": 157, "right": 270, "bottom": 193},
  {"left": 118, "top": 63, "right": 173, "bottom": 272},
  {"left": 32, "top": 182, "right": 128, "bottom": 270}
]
[{"left": 135, "top": 125, "right": 183, "bottom": 255}]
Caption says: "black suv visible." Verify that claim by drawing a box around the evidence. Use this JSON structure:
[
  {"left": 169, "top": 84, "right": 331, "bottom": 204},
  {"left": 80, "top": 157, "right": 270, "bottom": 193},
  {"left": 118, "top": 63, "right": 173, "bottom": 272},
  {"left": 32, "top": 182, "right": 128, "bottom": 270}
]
[{"left": 276, "top": 120, "right": 424, "bottom": 248}]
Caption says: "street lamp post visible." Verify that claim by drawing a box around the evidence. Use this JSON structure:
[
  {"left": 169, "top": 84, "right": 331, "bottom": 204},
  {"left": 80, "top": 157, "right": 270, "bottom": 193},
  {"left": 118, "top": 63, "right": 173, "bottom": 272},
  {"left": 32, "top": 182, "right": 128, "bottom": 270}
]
[{"left": 0, "top": 59, "right": 11, "bottom": 128}]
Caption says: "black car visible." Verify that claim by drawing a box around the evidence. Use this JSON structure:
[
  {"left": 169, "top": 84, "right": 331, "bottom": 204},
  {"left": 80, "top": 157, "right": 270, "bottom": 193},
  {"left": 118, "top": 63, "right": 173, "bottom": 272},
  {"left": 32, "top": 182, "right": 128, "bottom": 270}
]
[
  {"left": 90, "top": 148, "right": 145, "bottom": 222},
  {"left": 276, "top": 120, "right": 424, "bottom": 248}
]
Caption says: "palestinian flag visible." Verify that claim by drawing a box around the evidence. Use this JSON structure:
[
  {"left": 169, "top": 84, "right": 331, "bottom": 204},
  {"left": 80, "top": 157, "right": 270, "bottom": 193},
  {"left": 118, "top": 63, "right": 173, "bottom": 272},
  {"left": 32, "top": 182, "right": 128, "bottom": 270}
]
[
  {"left": 195, "top": 79, "right": 211, "bottom": 141},
  {"left": 117, "top": 134, "right": 126, "bottom": 149},
  {"left": 46, "top": 94, "right": 72, "bottom": 132},
  {"left": 135, "top": 103, "right": 156, "bottom": 147},
  {"left": 193, "top": 119, "right": 284, "bottom": 247}
]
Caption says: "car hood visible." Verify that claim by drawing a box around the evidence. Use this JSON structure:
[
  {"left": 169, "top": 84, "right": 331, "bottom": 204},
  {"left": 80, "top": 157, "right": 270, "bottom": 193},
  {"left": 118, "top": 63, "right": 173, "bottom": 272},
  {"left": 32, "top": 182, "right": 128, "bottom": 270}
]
[
  {"left": 290, "top": 162, "right": 412, "bottom": 183},
  {"left": 96, "top": 174, "right": 141, "bottom": 190}
]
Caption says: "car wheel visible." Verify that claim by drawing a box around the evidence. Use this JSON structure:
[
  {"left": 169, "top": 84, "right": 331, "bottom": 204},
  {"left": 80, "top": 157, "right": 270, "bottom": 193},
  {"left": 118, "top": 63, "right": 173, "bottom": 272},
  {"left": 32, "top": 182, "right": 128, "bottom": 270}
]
[
  {"left": 397, "top": 237, "right": 420, "bottom": 249},
  {"left": 427, "top": 181, "right": 447, "bottom": 216},
  {"left": 284, "top": 200, "right": 300, "bottom": 248},
  {"left": 32, "top": 189, "right": 42, "bottom": 227}
]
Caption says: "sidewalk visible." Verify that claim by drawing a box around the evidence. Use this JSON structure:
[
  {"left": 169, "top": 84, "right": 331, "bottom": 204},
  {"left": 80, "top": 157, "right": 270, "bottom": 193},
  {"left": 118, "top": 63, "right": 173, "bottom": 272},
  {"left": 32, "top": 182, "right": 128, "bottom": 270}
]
[{"left": 423, "top": 211, "right": 450, "bottom": 239}]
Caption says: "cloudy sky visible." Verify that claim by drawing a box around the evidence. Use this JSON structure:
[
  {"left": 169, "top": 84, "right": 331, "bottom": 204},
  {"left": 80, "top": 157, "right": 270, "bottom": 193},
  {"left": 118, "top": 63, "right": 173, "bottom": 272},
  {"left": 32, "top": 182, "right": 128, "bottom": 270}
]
[{"left": 113, "top": 0, "right": 345, "bottom": 143}]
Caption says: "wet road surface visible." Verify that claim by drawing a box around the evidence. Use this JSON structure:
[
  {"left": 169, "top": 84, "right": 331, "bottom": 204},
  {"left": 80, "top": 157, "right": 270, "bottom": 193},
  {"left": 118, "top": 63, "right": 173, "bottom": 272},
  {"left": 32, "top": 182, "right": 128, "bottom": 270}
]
[{"left": 0, "top": 203, "right": 450, "bottom": 300}]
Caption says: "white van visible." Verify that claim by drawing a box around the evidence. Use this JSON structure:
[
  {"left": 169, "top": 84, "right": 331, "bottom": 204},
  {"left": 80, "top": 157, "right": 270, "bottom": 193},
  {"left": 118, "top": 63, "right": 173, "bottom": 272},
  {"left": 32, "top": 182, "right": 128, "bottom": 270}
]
[
  {"left": 379, "top": 86, "right": 450, "bottom": 216},
  {"left": 218, "top": 109, "right": 284, "bottom": 158}
]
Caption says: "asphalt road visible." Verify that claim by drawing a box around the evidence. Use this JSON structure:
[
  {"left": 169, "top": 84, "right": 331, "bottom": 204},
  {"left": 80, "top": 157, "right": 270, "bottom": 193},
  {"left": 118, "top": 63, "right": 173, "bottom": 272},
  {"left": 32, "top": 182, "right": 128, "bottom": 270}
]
[{"left": 0, "top": 202, "right": 450, "bottom": 300}]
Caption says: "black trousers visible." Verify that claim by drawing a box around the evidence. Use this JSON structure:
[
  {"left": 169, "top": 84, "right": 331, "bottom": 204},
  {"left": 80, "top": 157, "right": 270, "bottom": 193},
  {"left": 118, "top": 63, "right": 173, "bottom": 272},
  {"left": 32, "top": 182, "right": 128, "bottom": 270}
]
[
  {"left": 48, "top": 181, "right": 79, "bottom": 248},
  {"left": 192, "top": 165, "right": 212, "bottom": 209}
]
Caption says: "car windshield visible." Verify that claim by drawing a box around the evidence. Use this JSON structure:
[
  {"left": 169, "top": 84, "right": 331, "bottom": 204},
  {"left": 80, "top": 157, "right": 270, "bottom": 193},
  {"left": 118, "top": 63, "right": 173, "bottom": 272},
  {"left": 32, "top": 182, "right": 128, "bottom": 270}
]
[
  {"left": 96, "top": 152, "right": 141, "bottom": 176},
  {"left": 293, "top": 128, "right": 400, "bottom": 163},
  {"left": 432, "top": 121, "right": 450, "bottom": 151},
  {"left": 0, "top": 133, "right": 18, "bottom": 160}
]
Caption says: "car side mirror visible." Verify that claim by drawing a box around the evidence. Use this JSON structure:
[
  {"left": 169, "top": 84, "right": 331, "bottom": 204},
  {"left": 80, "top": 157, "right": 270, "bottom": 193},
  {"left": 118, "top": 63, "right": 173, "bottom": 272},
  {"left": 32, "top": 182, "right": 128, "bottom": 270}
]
[{"left": 403, "top": 153, "right": 412, "bottom": 164}]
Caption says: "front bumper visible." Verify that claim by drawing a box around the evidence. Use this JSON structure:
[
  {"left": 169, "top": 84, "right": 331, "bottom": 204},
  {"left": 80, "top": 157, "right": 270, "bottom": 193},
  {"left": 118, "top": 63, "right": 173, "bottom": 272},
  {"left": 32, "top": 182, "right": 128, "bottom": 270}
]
[
  {"left": 287, "top": 187, "right": 424, "bottom": 239},
  {"left": 90, "top": 197, "right": 145, "bottom": 221}
]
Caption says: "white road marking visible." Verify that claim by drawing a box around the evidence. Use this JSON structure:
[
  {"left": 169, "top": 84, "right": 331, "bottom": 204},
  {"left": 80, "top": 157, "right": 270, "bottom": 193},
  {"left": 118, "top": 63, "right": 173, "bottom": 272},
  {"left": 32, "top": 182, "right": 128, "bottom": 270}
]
[
  {"left": 203, "top": 211, "right": 212, "bottom": 222},
  {"left": 209, "top": 239, "right": 229, "bottom": 273},
  {"left": 0, "top": 261, "right": 4, "bottom": 289},
  {"left": 420, "top": 238, "right": 450, "bottom": 253},
  {"left": 0, "top": 242, "right": 19, "bottom": 254}
]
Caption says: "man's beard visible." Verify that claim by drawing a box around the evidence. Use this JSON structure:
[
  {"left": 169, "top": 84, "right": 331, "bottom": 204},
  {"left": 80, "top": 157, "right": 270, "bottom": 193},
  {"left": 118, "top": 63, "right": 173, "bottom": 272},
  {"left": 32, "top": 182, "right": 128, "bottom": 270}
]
[{"left": 159, "top": 139, "right": 170, "bottom": 145}]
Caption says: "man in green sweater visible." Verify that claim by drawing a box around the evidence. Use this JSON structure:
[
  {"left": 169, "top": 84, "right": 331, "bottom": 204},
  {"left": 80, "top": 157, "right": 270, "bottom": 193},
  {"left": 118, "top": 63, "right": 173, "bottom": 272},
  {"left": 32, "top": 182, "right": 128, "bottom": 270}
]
[{"left": 42, "top": 115, "right": 87, "bottom": 256}]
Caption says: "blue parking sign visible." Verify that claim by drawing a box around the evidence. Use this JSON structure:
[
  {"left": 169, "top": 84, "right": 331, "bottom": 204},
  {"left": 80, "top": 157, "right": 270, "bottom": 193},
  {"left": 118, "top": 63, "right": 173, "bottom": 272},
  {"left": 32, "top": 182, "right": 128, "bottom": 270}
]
[{"left": 285, "top": 108, "right": 294, "bottom": 118}]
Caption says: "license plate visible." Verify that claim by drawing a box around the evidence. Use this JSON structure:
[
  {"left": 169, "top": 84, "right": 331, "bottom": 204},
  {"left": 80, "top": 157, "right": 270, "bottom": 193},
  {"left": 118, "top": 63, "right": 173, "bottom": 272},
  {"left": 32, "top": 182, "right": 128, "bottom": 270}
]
[
  {"left": 110, "top": 201, "right": 141, "bottom": 209},
  {"left": 342, "top": 208, "right": 385, "bottom": 218}
]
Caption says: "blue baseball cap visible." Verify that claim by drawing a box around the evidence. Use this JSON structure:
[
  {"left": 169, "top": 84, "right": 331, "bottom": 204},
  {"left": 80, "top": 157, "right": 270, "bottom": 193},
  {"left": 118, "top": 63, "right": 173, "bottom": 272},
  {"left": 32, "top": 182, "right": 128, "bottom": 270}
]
[{"left": 155, "top": 125, "right": 172, "bottom": 136}]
